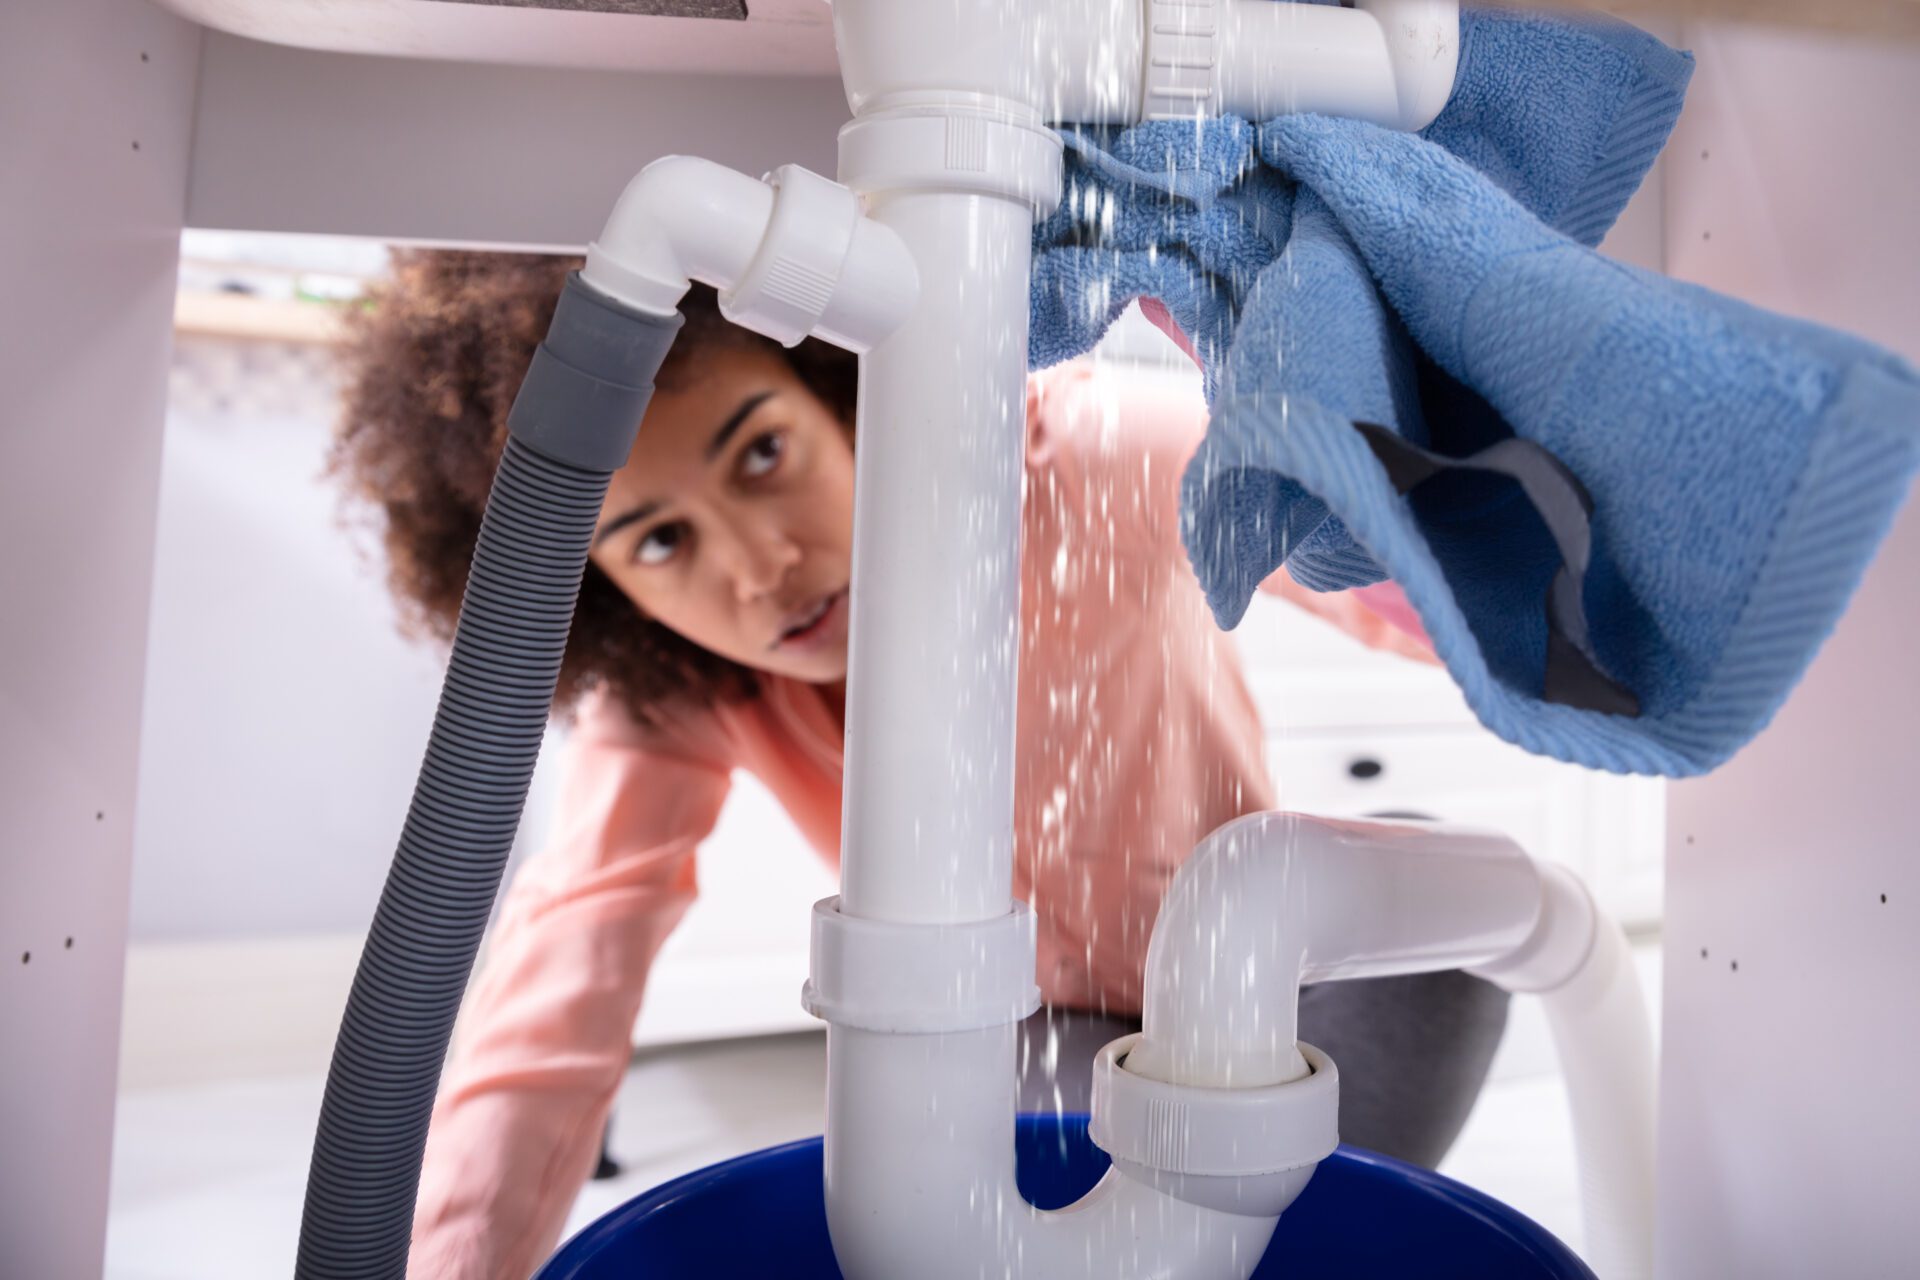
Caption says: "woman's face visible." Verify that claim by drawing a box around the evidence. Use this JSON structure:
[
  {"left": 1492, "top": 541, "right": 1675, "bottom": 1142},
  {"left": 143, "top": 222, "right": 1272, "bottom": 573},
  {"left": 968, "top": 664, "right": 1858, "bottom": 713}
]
[{"left": 589, "top": 344, "right": 856, "bottom": 684}]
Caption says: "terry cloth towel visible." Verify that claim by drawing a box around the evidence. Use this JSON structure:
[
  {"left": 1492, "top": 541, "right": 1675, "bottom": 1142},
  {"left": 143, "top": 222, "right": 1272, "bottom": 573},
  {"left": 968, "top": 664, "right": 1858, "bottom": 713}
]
[{"left": 1028, "top": 11, "right": 1920, "bottom": 776}]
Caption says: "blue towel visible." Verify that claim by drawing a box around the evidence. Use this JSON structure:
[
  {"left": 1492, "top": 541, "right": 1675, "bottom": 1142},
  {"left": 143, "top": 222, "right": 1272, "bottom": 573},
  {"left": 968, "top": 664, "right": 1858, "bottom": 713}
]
[{"left": 1028, "top": 11, "right": 1920, "bottom": 776}]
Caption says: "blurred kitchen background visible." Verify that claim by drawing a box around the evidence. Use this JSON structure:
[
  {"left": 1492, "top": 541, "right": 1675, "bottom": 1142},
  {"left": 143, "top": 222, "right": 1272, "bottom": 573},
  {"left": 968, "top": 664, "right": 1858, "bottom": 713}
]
[{"left": 110, "top": 228, "right": 1665, "bottom": 1278}]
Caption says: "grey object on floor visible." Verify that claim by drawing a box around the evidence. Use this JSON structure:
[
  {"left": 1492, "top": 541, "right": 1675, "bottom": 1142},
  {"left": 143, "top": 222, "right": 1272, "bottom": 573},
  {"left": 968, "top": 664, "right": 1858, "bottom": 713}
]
[{"left": 1016, "top": 970, "right": 1510, "bottom": 1171}]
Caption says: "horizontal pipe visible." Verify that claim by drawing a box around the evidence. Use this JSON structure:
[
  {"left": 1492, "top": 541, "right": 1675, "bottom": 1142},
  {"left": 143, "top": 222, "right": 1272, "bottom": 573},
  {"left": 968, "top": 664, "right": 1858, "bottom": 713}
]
[
  {"left": 1125, "top": 813, "right": 1541, "bottom": 1089},
  {"left": 831, "top": 0, "right": 1459, "bottom": 130}
]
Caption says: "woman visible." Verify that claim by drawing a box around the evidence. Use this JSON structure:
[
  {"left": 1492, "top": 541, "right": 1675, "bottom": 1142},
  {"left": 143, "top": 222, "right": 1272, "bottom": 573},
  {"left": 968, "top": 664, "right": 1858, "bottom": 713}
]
[{"left": 331, "top": 250, "right": 1504, "bottom": 1280}]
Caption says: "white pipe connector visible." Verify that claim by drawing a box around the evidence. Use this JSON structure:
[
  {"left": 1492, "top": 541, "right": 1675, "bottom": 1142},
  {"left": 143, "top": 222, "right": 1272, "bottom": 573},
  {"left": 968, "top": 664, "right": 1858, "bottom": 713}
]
[
  {"left": 1086, "top": 815, "right": 1537, "bottom": 1224},
  {"left": 582, "top": 155, "right": 919, "bottom": 352},
  {"left": 813, "top": 811, "right": 1659, "bottom": 1277},
  {"left": 831, "top": 0, "right": 1459, "bottom": 132},
  {"left": 1089, "top": 816, "right": 1657, "bottom": 1276}
]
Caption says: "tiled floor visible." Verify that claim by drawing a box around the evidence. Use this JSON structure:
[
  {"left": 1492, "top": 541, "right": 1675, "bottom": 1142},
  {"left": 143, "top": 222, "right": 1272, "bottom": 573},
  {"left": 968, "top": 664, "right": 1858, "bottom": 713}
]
[{"left": 103, "top": 1024, "right": 1601, "bottom": 1279}]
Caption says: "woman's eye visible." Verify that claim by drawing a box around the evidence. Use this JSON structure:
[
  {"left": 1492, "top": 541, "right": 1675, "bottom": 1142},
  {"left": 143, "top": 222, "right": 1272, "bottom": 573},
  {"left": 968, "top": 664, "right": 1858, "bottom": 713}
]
[
  {"left": 635, "top": 522, "right": 686, "bottom": 567},
  {"left": 740, "top": 431, "right": 786, "bottom": 479}
]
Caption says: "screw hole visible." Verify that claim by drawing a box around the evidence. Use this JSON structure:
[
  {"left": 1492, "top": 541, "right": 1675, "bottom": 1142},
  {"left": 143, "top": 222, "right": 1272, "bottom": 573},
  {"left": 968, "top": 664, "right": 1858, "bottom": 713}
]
[
  {"left": 1730, "top": 959, "right": 1739, "bottom": 973},
  {"left": 20, "top": 952, "right": 29, "bottom": 965},
  {"left": 1881, "top": 893, "right": 1888, "bottom": 904},
  {"left": 1686, "top": 834, "right": 1695, "bottom": 846},
  {"left": 65, "top": 937, "right": 74, "bottom": 949},
  {"left": 95, "top": 811, "right": 104, "bottom": 822},
  {"left": 132, "top": 140, "right": 141, "bottom": 151},
  {"left": 1700, "top": 947, "right": 1708, "bottom": 959},
  {"left": 1701, "top": 148, "right": 1710, "bottom": 160},
  {"left": 1702, "top": 230, "right": 1712, "bottom": 241},
  {"left": 141, "top": 51, "right": 150, "bottom": 62},
  {"left": 1348, "top": 758, "right": 1384, "bottom": 781}
]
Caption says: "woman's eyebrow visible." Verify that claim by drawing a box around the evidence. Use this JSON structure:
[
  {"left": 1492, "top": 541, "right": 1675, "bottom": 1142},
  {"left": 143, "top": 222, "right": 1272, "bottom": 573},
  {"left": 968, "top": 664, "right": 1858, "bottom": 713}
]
[
  {"left": 705, "top": 390, "right": 776, "bottom": 461},
  {"left": 592, "top": 391, "right": 778, "bottom": 548},
  {"left": 594, "top": 499, "right": 663, "bottom": 548}
]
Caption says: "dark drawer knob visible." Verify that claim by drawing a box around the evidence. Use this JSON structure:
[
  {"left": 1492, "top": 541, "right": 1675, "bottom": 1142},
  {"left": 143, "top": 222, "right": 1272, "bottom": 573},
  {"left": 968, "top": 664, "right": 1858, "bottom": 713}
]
[{"left": 1348, "top": 757, "right": 1384, "bottom": 781}]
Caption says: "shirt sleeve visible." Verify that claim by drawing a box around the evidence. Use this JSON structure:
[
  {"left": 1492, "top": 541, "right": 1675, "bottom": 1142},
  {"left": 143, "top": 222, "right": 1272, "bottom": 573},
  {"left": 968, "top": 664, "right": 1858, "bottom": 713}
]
[
  {"left": 1025, "top": 360, "right": 1210, "bottom": 556},
  {"left": 408, "top": 724, "right": 732, "bottom": 1280}
]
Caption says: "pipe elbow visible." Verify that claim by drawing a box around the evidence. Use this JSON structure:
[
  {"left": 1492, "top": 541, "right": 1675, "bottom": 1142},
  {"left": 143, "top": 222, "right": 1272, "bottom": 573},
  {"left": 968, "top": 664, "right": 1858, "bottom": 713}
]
[
  {"left": 584, "top": 156, "right": 918, "bottom": 352},
  {"left": 585, "top": 155, "right": 772, "bottom": 318},
  {"left": 1129, "top": 813, "right": 1539, "bottom": 1090},
  {"left": 1129, "top": 813, "right": 1325, "bottom": 1090}
]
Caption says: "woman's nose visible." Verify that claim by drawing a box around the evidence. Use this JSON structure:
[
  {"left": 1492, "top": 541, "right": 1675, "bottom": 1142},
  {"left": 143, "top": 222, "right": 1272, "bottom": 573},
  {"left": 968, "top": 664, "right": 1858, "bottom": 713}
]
[{"left": 729, "top": 526, "right": 802, "bottom": 603}]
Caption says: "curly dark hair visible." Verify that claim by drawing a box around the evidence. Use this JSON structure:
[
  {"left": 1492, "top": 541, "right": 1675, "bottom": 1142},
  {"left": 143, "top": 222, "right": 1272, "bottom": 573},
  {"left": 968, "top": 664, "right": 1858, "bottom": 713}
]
[{"left": 330, "top": 249, "right": 859, "bottom": 724}]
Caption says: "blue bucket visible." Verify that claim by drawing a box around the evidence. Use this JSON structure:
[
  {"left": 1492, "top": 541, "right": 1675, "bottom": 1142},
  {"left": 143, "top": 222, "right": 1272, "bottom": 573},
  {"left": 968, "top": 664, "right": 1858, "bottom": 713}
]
[{"left": 539, "top": 1114, "right": 1594, "bottom": 1279}]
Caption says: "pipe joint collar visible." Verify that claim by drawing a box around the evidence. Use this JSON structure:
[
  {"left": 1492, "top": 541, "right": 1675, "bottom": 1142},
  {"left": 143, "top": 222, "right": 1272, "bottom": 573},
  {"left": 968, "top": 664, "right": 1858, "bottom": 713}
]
[
  {"left": 1470, "top": 859, "right": 1601, "bottom": 995},
  {"left": 838, "top": 107, "right": 1065, "bottom": 220},
  {"left": 802, "top": 897, "right": 1041, "bottom": 1034},
  {"left": 584, "top": 155, "right": 918, "bottom": 354},
  {"left": 1142, "top": 0, "right": 1220, "bottom": 121},
  {"left": 1090, "top": 1036, "right": 1339, "bottom": 1218},
  {"left": 719, "top": 163, "right": 917, "bottom": 352}
]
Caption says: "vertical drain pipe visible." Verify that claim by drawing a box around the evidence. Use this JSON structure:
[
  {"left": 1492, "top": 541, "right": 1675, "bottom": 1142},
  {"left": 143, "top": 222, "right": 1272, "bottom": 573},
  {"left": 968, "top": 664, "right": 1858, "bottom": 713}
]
[{"left": 806, "top": 2, "right": 1465, "bottom": 1277}]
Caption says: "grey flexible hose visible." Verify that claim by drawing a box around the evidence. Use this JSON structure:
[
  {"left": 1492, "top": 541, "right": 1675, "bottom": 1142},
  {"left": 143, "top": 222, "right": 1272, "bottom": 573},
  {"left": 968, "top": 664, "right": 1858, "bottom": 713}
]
[{"left": 296, "top": 276, "right": 681, "bottom": 1279}]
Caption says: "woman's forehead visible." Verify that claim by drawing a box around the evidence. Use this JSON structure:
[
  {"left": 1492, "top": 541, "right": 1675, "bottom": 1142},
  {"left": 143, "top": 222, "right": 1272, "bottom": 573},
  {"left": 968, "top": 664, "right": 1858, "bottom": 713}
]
[
  {"left": 613, "top": 347, "right": 796, "bottom": 493},
  {"left": 643, "top": 348, "right": 793, "bottom": 442}
]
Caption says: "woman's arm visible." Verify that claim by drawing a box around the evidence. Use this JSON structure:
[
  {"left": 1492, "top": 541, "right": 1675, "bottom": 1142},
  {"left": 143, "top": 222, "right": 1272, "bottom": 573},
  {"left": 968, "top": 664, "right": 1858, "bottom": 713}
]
[{"left": 409, "top": 732, "right": 731, "bottom": 1280}]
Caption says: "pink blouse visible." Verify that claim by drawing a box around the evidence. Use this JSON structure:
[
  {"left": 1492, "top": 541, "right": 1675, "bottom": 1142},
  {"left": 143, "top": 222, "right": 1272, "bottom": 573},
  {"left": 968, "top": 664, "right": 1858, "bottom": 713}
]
[{"left": 408, "top": 362, "right": 1428, "bottom": 1278}]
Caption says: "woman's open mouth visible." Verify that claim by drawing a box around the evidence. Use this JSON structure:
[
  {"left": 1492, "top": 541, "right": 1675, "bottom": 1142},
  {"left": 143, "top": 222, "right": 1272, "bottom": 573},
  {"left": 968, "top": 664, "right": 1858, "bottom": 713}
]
[{"left": 774, "top": 588, "right": 849, "bottom": 655}]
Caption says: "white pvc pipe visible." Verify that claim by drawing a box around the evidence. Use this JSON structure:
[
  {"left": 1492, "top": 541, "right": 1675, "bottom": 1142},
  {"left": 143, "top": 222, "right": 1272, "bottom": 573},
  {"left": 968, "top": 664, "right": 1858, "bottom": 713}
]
[
  {"left": 1217, "top": 0, "right": 1402, "bottom": 126},
  {"left": 1068, "top": 823, "right": 1650, "bottom": 1250},
  {"left": 1124, "top": 814, "right": 1542, "bottom": 1090},
  {"left": 831, "top": 0, "right": 1143, "bottom": 120},
  {"left": 1207, "top": 0, "right": 1461, "bottom": 131},
  {"left": 581, "top": 155, "right": 919, "bottom": 351},
  {"left": 835, "top": 188, "right": 1030, "bottom": 926},
  {"left": 824, "top": 1023, "right": 1278, "bottom": 1280},
  {"left": 1475, "top": 863, "right": 1658, "bottom": 1280},
  {"left": 815, "top": 4, "right": 1477, "bottom": 1275},
  {"left": 583, "top": 155, "right": 772, "bottom": 317},
  {"left": 1121, "top": 816, "right": 1659, "bottom": 1276},
  {"left": 820, "top": 792, "right": 1660, "bottom": 1278},
  {"left": 832, "top": 0, "right": 1458, "bottom": 131},
  {"left": 1546, "top": 916, "right": 1657, "bottom": 1280},
  {"left": 1358, "top": 0, "right": 1464, "bottom": 132}
]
